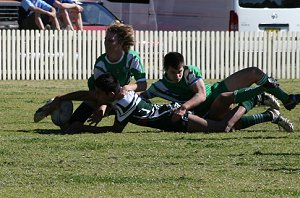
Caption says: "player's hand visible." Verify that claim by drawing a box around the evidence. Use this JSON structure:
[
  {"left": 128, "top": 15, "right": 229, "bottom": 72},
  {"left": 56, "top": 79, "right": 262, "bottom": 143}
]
[
  {"left": 87, "top": 109, "right": 105, "bottom": 126},
  {"left": 120, "top": 86, "right": 129, "bottom": 97},
  {"left": 171, "top": 107, "right": 186, "bottom": 122}
]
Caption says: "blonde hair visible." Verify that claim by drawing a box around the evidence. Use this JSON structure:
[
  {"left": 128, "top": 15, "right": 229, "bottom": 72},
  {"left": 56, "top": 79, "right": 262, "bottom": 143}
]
[{"left": 106, "top": 23, "right": 134, "bottom": 52}]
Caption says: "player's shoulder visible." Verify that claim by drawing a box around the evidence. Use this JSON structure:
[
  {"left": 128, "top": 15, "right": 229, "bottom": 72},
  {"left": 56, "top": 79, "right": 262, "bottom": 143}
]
[
  {"left": 98, "top": 53, "right": 107, "bottom": 59},
  {"left": 94, "top": 53, "right": 108, "bottom": 68},
  {"left": 183, "top": 65, "right": 202, "bottom": 85},
  {"left": 128, "top": 50, "right": 140, "bottom": 55},
  {"left": 185, "top": 65, "right": 200, "bottom": 72},
  {"left": 153, "top": 78, "right": 164, "bottom": 84},
  {"left": 126, "top": 50, "right": 141, "bottom": 59},
  {"left": 95, "top": 53, "right": 107, "bottom": 63},
  {"left": 185, "top": 65, "right": 202, "bottom": 77},
  {"left": 155, "top": 76, "right": 171, "bottom": 86}
]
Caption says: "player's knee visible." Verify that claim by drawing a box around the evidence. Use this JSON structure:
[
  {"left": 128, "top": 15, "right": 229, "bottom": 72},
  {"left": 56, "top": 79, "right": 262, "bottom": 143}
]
[
  {"left": 220, "top": 92, "right": 234, "bottom": 105},
  {"left": 248, "top": 66, "right": 264, "bottom": 78}
]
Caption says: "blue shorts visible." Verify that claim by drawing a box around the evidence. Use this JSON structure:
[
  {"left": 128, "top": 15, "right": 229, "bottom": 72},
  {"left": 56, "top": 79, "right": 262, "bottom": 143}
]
[{"left": 45, "top": 0, "right": 55, "bottom": 6}]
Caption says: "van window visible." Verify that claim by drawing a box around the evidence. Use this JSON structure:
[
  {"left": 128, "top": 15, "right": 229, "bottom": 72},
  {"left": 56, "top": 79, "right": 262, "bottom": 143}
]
[
  {"left": 81, "top": 2, "right": 118, "bottom": 26},
  {"left": 239, "top": 0, "right": 300, "bottom": 8}
]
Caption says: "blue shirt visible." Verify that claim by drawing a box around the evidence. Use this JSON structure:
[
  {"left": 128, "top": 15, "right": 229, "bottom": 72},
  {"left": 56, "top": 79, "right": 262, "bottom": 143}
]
[{"left": 21, "top": 0, "right": 53, "bottom": 15}]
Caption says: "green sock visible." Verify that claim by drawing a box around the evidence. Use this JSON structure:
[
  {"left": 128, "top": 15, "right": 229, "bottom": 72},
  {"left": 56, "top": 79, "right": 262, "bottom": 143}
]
[
  {"left": 256, "top": 74, "right": 269, "bottom": 85},
  {"left": 239, "top": 97, "right": 257, "bottom": 113},
  {"left": 256, "top": 73, "right": 290, "bottom": 104},
  {"left": 233, "top": 86, "right": 265, "bottom": 103},
  {"left": 266, "top": 88, "right": 290, "bottom": 104},
  {"left": 238, "top": 111, "right": 273, "bottom": 129}
]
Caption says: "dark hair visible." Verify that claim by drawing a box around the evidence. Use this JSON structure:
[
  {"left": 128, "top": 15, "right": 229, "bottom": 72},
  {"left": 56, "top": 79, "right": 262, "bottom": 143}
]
[
  {"left": 94, "top": 73, "right": 121, "bottom": 94},
  {"left": 163, "top": 52, "right": 184, "bottom": 70}
]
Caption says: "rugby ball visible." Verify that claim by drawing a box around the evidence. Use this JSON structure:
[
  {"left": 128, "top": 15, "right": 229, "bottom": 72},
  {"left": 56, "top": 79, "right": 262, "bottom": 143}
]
[{"left": 51, "top": 100, "right": 73, "bottom": 126}]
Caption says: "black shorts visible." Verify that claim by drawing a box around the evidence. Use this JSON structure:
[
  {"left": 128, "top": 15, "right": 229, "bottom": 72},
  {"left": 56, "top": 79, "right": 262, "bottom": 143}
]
[
  {"left": 143, "top": 116, "right": 188, "bottom": 132},
  {"left": 130, "top": 103, "right": 189, "bottom": 132},
  {"left": 19, "top": 13, "right": 50, "bottom": 30}
]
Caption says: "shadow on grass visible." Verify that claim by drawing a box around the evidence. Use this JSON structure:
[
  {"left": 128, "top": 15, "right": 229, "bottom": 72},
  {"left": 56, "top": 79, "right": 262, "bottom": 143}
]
[
  {"left": 60, "top": 174, "right": 201, "bottom": 185},
  {"left": 175, "top": 135, "right": 293, "bottom": 142},
  {"left": 18, "top": 129, "right": 161, "bottom": 135},
  {"left": 231, "top": 151, "right": 300, "bottom": 157},
  {"left": 260, "top": 167, "right": 300, "bottom": 173},
  {"left": 253, "top": 151, "right": 300, "bottom": 156},
  {"left": 18, "top": 129, "right": 64, "bottom": 135}
]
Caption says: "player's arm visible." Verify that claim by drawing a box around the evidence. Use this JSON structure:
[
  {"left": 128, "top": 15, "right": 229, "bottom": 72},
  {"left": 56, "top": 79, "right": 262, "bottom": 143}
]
[
  {"left": 181, "top": 79, "right": 207, "bottom": 111},
  {"left": 87, "top": 104, "right": 108, "bottom": 126},
  {"left": 125, "top": 52, "right": 147, "bottom": 92},
  {"left": 123, "top": 80, "right": 147, "bottom": 92},
  {"left": 56, "top": 90, "right": 97, "bottom": 102},
  {"left": 172, "top": 79, "right": 206, "bottom": 122},
  {"left": 42, "top": 90, "right": 97, "bottom": 115},
  {"left": 139, "top": 82, "right": 158, "bottom": 100}
]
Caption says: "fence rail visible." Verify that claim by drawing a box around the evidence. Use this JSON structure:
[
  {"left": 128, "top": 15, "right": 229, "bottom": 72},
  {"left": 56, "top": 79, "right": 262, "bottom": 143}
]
[{"left": 1, "top": 30, "right": 300, "bottom": 80}]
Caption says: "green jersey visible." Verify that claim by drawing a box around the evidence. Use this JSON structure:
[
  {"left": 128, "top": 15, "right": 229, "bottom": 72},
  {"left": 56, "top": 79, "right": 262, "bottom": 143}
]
[
  {"left": 88, "top": 50, "right": 146, "bottom": 89},
  {"left": 145, "top": 65, "right": 211, "bottom": 103}
]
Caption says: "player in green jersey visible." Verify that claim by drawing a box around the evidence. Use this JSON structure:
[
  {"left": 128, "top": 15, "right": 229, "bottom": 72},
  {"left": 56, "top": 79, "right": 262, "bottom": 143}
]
[
  {"left": 34, "top": 23, "right": 147, "bottom": 129},
  {"left": 37, "top": 73, "right": 293, "bottom": 133},
  {"left": 141, "top": 52, "right": 299, "bottom": 132}
]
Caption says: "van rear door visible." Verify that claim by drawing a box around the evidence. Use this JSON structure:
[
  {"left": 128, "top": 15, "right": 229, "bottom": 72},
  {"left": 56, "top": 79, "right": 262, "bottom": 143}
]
[{"left": 234, "top": 0, "right": 300, "bottom": 32}]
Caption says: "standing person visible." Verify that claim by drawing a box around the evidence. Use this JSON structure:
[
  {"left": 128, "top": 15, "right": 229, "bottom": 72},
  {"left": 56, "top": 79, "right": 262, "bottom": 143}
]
[
  {"left": 44, "top": 0, "right": 84, "bottom": 30},
  {"left": 19, "top": 0, "right": 60, "bottom": 30},
  {"left": 34, "top": 23, "right": 147, "bottom": 129},
  {"left": 141, "top": 52, "right": 299, "bottom": 131},
  {"left": 35, "top": 73, "right": 293, "bottom": 134}
]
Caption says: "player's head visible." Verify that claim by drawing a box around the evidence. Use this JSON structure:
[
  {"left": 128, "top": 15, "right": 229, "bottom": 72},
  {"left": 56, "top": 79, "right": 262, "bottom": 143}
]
[
  {"left": 163, "top": 52, "right": 185, "bottom": 83},
  {"left": 94, "top": 73, "right": 121, "bottom": 103},
  {"left": 163, "top": 52, "right": 184, "bottom": 71},
  {"left": 105, "top": 23, "right": 134, "bottom": 53}
]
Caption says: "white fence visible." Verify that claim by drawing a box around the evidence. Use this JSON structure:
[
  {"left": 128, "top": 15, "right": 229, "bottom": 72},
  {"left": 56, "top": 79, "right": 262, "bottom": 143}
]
[{"left": 1, "top": 30, "right": 300, "bottom": 80}]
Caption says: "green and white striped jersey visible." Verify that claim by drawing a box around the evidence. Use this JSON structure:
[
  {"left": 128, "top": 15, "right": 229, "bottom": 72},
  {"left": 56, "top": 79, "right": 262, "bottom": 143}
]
[
  {"left": 94, "top": 50, "right": 146, "bottom": 86},
  {"left": 145, "top": 65, "right": 211, "bottom": 103}
]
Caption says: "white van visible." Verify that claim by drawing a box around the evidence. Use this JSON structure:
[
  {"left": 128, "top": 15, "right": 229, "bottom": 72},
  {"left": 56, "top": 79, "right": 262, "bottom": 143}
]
[{"left": 230, "top": 0, "right": 300, "bottom": 32}]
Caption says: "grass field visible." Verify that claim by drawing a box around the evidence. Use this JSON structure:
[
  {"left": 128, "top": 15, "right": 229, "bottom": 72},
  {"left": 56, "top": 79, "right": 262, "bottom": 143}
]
[{"left": 1, "top": 80, "right": 300, "bottom": 197}]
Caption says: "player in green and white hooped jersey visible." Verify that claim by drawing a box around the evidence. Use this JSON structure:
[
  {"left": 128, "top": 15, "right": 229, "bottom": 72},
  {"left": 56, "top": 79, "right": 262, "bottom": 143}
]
[
  {"left": 33, "top": 32, "right": 148, "bottom": 127},
  {"left": 66, "top": 23, "right": 147, "bottom": 129},
  {"left": 42, "top": 72, "right": 292, "bottom": 133},
  {"left": 142, "top": 52, "right": 297, "bottom": 132}
]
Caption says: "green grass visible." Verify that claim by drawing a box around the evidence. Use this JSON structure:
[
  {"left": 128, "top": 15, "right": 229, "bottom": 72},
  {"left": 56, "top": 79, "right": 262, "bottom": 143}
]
[{"left": 1, "top": 80, "right": 300, "bottom": 197}]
